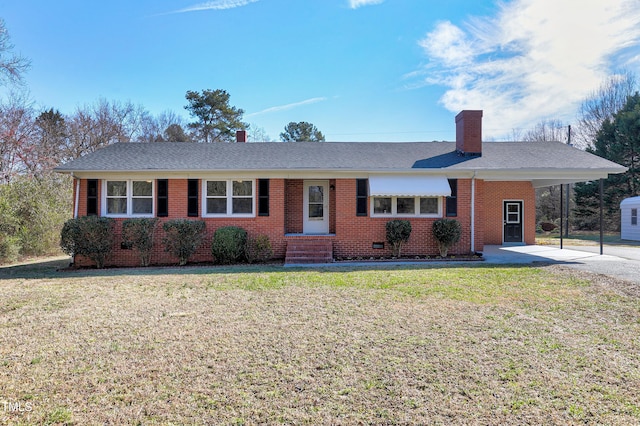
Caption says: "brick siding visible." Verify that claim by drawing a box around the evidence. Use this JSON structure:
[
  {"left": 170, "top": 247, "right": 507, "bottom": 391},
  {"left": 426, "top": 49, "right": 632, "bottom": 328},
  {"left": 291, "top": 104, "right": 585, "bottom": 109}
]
[
  {"left": 72, "top": 177, "right": 535, "bottom": 267},
  {"left": 481, "top": 181, "right": 536, "bottom": 245}
]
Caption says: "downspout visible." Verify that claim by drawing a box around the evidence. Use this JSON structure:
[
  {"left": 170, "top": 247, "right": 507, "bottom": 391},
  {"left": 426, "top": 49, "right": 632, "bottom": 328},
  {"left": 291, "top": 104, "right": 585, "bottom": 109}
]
[
  {"left": 73, "top": 174, "right": 80, "bottom": 219},
  {"left": 470, "top": 172, "right": 476, "bottom": 254}
]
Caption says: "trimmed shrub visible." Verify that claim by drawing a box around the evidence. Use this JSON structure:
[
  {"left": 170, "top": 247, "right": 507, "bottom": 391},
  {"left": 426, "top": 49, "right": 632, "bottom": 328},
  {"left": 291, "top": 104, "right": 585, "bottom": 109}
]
[
  {"left": 211, "top": 226, "right": 248, "bottom": 264},
  {"left": 540, "top": 222, "right": 557, "bottom": 232},
  {"left": 432, "top": 218, "right": 462, "bottom": 257},
  {"left": 162, "top": 219, "right": 206, "bottom": 266},
  {"left": 386, "top": 220, "right": 412, "bottom": 257},
  {"left": 60, "top": 216, "right": 115, "bottom": 268},
  {"left": 122, "top": 218, "right": 159, "bottom": 267},
  {"left": 245, "top": 234, "right": 273, "bottom": 264}
]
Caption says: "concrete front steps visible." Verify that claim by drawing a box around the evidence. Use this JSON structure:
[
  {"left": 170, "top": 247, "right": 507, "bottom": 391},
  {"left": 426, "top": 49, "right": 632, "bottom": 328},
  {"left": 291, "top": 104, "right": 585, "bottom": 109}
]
[{"left": 285, "top": 239, "right": 333, "bottom": 264}]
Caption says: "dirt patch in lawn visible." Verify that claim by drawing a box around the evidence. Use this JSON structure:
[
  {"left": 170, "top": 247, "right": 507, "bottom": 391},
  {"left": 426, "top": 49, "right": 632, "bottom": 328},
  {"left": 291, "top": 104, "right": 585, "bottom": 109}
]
[{"left": 1, "top": 263, "right": 639, "bottom": 424}]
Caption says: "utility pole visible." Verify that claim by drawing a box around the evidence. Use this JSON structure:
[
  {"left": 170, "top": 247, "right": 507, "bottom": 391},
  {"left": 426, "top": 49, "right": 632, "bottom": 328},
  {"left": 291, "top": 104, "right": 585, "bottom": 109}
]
[{"left": 565, "top": 125, "right": 571, "bottom": 238}]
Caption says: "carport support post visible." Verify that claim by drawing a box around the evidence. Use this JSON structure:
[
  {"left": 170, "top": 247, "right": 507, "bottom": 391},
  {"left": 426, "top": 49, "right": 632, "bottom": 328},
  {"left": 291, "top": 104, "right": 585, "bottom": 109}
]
[
  {"left": 600, "top": 178, "right": 604, "bottom": 255},
  {"left": 560, "top": 184, "right": 564, "bottom": 249}
]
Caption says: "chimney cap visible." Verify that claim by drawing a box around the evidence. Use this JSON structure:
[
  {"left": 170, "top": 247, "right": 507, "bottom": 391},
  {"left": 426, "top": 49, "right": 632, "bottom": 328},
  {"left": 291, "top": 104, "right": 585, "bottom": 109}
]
[{"left": 455, "top": 110, "right": 483, "bottom": 122}]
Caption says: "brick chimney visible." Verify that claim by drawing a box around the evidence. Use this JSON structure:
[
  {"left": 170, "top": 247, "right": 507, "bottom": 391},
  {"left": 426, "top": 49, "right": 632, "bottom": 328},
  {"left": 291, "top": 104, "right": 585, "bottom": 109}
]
[
  {"left": 236, "top": 130, "right": 247, "bottom": 143},
  {"left": 455, "top": 110, "right": 483, "bottom": 156}
]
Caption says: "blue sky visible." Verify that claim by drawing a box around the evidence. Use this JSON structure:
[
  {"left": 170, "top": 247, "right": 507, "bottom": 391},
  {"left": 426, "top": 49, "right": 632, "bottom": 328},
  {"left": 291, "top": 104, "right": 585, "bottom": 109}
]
[{"left": 2, "top": 0, "right": 639, "bottom": 141}]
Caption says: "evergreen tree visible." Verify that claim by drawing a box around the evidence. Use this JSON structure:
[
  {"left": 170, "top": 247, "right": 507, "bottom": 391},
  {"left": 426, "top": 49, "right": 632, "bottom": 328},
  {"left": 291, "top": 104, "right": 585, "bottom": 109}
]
[
  {"left": 280, "top": 121, "right": 325, "bottom": 142},
  {"left": 574, "top": 93, "right": 640, "bottom": 231},
  {"left": 184, "top": 89, "right": 247, "bottom": 143}
]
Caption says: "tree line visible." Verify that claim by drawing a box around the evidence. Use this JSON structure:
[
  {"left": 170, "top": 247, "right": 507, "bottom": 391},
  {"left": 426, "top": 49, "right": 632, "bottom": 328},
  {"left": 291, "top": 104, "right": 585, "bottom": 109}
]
[
  {"left": 524, "top": 72, "right": 640, "bottom": 232},
  {"left": 0, "top": 18, "right": 326, "bottom": 263},
  {"left": 1, "top": 90, "right": 326, "bottom": 184}
]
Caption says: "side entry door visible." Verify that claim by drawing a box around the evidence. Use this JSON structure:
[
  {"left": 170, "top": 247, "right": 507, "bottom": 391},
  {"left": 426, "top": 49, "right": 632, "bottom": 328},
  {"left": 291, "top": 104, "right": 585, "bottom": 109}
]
[{"left": 503, "top": 201, "right": 523, "bottom": 243}]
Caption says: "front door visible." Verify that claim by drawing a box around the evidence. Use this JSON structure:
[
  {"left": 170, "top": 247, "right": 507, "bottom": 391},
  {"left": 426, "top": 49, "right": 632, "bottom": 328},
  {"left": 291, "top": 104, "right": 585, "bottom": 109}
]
[
  {"left": 303, "top": 180, "right": 329, "bottom": 234},
  {"left": 503, "top": 201, "right": 523, "bottom": 243}
]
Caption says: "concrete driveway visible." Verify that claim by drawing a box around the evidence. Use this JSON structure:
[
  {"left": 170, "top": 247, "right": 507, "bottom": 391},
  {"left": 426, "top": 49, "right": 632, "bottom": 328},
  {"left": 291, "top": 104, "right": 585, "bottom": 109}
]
[{"left": 483, "top": 244, "right": 640, "bottom": 284}]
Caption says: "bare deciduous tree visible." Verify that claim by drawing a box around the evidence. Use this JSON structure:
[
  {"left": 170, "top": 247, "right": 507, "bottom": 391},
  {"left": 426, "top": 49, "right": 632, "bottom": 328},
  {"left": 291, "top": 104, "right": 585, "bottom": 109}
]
[
  {"left": 0, "top": 93, "right": 34, "bottom": 182},
  {"left": 24, "top": 108, "right": 69, "bottom": 174},
  {"left": 0, "top": 19, "right": 30, "bottom": 86},
  {"left": 65, "top": 99, "right": 148, "bottom": 157},
  {"left": 574, "top": 71, "right": 638, "bottom": 149},
  {"left": 137, "top": 110, "right": 190, "bottom": 142},
  {"left": 522, "top": 118, "right": 566, "bottom": 142},
  {"left": 248, "top": 124, "right": 272, "bottom": 142},
  {"left": 519, "top": 118, "right": 570, "bottom": 227}
]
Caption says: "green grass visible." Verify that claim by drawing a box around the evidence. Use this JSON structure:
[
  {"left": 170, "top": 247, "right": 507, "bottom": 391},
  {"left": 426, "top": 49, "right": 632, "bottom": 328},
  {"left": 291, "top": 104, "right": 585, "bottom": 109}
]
[
  {"left": 1, "top": 260, "right": 639, "bottom": 424},
  {"left": 202, "top": 266, "right": 587, "bottom": 304},
  {"left": 537, "top": 230, "right": 640, "bottom": 246}
]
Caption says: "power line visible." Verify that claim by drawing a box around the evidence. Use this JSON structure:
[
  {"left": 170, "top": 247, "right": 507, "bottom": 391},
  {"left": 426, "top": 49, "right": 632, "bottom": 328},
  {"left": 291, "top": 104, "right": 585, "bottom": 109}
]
[{"left": 328, "top": 130, "right": 450, "bottom": 136}]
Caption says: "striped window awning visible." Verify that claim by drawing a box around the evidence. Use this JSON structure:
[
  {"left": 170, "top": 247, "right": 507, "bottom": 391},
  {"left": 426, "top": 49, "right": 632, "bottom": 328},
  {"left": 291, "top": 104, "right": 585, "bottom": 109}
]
[{"left": 368, "top": 175, "right": 451, "bottom": 197}]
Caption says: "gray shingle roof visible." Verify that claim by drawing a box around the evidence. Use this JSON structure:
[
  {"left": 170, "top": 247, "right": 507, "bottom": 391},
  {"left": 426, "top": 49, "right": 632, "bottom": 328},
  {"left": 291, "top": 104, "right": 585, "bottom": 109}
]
[{"left": 54, "top": 141, "right": 625, "bottom": 175}]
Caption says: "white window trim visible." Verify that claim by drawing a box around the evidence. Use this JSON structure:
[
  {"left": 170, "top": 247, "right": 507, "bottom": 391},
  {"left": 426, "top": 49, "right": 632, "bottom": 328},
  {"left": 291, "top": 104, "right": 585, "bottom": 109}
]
[
  {"left": 370, "top": 196, "right": 442, "bottom": 218},
  {"left": 202, "top": 179, "right": 256, "bottom": 218},
  {"left": 102, "top": 180, "right": 155, "bottom": 218}
]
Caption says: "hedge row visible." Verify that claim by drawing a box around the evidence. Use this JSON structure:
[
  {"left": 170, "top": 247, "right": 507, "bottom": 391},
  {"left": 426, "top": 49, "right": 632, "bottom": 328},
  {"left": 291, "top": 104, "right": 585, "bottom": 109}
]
[
  {"left": 60, "top": 217, "right": 463, "bottom": 268},
  {"left": 60, "top": 218, "right": 273, "bottom": 268}
]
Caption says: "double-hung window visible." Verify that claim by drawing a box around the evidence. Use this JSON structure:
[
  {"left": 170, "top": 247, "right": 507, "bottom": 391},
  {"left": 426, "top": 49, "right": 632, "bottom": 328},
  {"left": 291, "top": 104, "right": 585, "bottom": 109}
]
[
  {"left": 203, "top": 179, "right": 254, "bottom": 216},
  {"left": 104, "top": 180, "right": 154, "bottom": 217},
  {"left": 372, "top": 196, "right": 441, "bottom": 217}
]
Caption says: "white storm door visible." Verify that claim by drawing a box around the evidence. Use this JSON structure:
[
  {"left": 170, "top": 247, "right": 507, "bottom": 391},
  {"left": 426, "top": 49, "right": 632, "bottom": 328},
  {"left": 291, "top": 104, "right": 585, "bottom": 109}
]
[{"left": 303, "top": 180, "right": 329, "bottom": 234}]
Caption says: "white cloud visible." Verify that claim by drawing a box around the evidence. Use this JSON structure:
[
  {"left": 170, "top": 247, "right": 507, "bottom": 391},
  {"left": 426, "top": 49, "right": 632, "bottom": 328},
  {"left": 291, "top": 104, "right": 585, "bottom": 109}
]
[
  {"left": 416, "top": 0, "right": 640, "bottom": 138},
  {"left": 349, "top": 0, "right": 384, "bottom": 9},
  {"left": 164, "top": 0, "right": 259, "bottom": 14},
  {"left": 246, "top": 97, "right": 328, "bottom": 117}
]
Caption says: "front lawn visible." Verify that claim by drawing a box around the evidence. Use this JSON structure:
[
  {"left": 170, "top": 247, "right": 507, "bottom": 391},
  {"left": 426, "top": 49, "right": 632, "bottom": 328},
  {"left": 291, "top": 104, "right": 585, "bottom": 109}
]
[{"left": 1, "top": 261, "right": 639, "bottom": 424}]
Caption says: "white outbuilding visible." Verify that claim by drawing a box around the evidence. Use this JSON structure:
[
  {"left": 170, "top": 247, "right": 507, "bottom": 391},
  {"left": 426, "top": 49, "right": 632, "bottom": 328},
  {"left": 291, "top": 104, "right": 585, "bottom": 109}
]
[{"left": 621, "top": 196, "right": 640, "bottom": 241}]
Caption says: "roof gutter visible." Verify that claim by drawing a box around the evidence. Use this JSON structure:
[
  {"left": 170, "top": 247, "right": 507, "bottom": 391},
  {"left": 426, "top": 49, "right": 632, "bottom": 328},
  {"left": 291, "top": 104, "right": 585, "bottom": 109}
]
[
  {"left": 471, "top": 171, "right": 476, "bottom": 254},
  {"left": 73, "top": 173, "right": 80, "bottom": 219}
]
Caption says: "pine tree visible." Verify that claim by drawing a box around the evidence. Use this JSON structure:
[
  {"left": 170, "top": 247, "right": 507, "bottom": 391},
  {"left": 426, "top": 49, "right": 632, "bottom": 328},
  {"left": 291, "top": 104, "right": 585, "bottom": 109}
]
[{"left": 574, "top": 93, "right": 640, "bottom": 231}]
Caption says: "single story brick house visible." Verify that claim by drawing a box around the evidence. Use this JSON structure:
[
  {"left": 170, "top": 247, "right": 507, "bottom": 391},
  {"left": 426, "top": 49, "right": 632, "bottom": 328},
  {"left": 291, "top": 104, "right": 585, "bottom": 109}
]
[{"left": 55, "top": 110, "right": 626, "bottom": 266}]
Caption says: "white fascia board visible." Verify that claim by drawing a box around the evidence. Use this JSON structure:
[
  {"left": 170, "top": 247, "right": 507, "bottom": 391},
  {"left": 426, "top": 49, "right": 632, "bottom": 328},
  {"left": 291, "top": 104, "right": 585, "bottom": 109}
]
[
  {"left": 63, "top": 169, "right": 477, "bottom": 180},
  {"left": 476, "top": 167, "right": 627, "bottom": 183},
  {"left": 63, "top": 166, "right": 625, "bottom": 183}
]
